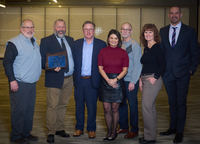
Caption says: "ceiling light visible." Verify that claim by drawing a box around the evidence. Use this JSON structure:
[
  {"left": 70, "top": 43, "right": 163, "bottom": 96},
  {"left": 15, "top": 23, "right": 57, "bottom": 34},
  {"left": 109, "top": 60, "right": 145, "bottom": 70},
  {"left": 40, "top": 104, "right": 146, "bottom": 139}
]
[
  {"left": 0, "top": 3, "right": 6, "bottom": 8},
  {"left": 53, "top": 0, "right": 57, "bottom": 3}
]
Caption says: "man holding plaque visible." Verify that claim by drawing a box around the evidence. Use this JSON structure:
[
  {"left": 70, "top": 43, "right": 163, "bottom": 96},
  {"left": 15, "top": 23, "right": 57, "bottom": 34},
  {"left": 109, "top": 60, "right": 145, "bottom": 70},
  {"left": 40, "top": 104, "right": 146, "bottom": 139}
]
[
  {"left": 73, "top": 21, "right": 106, "bottom": 138},
  {"left": 40, "top": 19, "right": 74, "bottom": 143}
]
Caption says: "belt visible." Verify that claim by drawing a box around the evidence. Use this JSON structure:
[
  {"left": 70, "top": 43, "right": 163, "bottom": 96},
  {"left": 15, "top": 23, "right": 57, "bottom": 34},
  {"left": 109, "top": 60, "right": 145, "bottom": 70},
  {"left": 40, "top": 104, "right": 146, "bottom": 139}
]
[
  {"left": 80, "top": 76, "right": 91, "bottom": 79},
  {"left": 64, "top": 75, "right": 72, "bottom": 79}
]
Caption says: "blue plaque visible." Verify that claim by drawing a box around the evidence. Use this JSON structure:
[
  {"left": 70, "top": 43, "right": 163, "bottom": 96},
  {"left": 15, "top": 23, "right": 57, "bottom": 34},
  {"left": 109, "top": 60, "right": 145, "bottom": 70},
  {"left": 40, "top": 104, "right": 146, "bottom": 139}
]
[{"left": 46, "top": 51, "right": 67, "bottom": 69}]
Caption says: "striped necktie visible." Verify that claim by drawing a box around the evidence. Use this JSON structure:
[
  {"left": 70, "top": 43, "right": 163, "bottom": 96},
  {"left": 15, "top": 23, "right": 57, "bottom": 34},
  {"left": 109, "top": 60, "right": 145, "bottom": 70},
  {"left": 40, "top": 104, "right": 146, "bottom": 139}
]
[{"left": 171, "top": 27, "right": 177, "bottom": 48}]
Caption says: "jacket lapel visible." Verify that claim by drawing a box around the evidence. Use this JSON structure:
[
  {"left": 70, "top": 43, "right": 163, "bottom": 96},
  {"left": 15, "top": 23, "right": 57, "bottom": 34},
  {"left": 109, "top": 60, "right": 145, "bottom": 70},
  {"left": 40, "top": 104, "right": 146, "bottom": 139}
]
[
  {"left": 52, "top": 34, "right": 62, "bottom": 49},
  {"left": 165, "top": 25, "right": 171, "bottom": 48},
  {"left": 175, "top": 24, "right": 185, "bottom": 47}
]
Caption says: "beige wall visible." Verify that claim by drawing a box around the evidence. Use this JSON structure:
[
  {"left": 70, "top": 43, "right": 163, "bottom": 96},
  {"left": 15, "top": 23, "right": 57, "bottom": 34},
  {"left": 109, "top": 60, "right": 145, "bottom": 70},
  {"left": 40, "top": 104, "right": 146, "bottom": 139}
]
[{"left": 0, "top": 6, "right": 191, "bottom": 57}]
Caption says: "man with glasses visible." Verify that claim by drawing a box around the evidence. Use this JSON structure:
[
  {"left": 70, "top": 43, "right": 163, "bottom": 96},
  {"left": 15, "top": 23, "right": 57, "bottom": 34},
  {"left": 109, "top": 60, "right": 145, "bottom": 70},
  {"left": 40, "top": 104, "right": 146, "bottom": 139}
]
[
  {"left": 40, "top": 19, "right": 74, "bottom": 143},
  {"left": 117, "top": 22, "right": 142, "bottom": 139},
  {"left": 73, "top": 21, "right": 106, "bottom": 139},
  {"left": 3, "top": 19, "right": 41, "bottom": 144}
]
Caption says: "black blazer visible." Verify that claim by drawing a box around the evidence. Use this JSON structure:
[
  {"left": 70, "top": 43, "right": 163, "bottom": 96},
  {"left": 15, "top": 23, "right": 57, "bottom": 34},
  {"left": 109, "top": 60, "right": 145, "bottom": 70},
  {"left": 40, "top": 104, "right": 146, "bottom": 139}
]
[
  {"left": 160, "top": 23, "right": 199, "bottom": 79},
  {"left": 73, "top": 38, "right": 106, "bottom": 89},
  {"left": 40, "top": 34, "right": 74, "bottom": 88}
]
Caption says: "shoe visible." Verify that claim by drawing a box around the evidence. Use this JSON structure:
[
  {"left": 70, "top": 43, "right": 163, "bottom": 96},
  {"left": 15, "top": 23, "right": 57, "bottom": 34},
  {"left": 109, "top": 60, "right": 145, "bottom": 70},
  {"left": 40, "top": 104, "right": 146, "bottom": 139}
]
[
  {"left": 159, "top": 129, "right": 176, "bottom": 136},
  {"left": 103, "top": 137, "right": 109, "bottom": 141},
  {"left": 88, "top": 131, "right": 96, "bottom": 139},
  {"left": 47, "top": 134, "right": 54, "bottom": 143},
  {"left": 25, "top": 134, "right": 38, "bottom": 141},
  {"left": 55, "top": 130, "right": 70, "bottom": 137},
  {"left": 139, "top": 137, "right": 156, "bottom": 144},
  {"left": 11, "top": 138, "right": 29, "bottom": 144},
  {"left": 108, "top": 133, "right": 118, "bottom": 141},
  {"left": 116, "top": 129, "right": 129, "bottom": 134},
  {"left": 173, "top": 133, "right": 183, "bottom": 143},
  {"left": 124, "top": 131, "right": 138, "bottom": 139},
  {"left": 73, "top": 130, "right": 83, "bottom": 137}
]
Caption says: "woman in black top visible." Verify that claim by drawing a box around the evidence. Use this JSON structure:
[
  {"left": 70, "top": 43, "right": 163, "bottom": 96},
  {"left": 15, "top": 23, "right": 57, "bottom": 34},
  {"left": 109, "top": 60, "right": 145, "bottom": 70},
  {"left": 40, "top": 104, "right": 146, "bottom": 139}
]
[{"left": 139, "top": 24, "right": 165, "bottom": 144}]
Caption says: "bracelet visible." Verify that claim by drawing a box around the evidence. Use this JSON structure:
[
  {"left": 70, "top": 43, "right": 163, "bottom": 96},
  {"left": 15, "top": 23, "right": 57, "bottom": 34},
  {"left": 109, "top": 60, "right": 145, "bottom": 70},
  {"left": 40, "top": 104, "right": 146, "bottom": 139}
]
[{"left": 116, "top": 77, "right": 119, "bottom": 81}]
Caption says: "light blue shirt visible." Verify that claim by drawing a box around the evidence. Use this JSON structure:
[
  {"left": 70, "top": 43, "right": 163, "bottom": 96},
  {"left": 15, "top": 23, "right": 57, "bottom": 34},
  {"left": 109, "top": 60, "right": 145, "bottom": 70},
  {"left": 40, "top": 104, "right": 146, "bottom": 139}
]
[
  {"left": 81, "top": 38, "right": 94, "bottom": 76},
  {"left": 56, "top": 36, "right": 74, "bottom": 76},
  {"left": 169, "top": 22, "right": 182, "bottom": 46}
]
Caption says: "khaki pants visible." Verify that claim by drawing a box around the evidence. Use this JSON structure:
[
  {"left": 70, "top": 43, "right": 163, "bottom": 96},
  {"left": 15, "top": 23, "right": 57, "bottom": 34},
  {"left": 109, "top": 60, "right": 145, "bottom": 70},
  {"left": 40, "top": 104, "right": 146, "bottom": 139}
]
[
  {"left": 141, "top": 74, "right": 162, "bottom": 140},
  {"left": 46, "top": 76, "right": 73, "bottom": 134}
]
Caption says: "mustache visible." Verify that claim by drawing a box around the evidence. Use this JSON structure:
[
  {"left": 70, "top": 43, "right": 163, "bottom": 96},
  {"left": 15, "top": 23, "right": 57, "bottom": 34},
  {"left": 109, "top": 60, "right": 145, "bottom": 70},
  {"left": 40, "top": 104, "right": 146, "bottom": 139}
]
[
  {"left": 55, "top": 30, "right": 66, "bottom": 38},
  {"left": 56, "top": 30, "right": 65, "bottom": 34}
]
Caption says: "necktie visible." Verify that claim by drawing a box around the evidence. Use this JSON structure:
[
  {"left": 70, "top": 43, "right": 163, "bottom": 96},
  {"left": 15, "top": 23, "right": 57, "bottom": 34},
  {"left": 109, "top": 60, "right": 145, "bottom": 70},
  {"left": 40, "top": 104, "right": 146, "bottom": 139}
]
[
  {"left": 61, "top": 38, "right": 69, "bottom": 72},
  {"left": 171, "top": 27, "right": 177, "bottom": 48}
]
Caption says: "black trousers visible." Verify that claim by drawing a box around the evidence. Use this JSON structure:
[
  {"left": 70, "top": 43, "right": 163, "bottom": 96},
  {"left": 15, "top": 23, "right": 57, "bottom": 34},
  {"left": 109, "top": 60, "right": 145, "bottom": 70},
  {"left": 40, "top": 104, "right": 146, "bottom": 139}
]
[{"left": 163, "top": 74, "right": 190, "bottom": 133}]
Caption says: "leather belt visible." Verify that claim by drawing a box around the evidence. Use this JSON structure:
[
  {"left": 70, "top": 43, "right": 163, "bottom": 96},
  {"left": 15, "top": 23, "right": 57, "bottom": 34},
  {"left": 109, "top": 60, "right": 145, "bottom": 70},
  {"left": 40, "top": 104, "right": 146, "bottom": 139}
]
[{"left": 81, "top": 76, "right": 91, "bottom": 79}]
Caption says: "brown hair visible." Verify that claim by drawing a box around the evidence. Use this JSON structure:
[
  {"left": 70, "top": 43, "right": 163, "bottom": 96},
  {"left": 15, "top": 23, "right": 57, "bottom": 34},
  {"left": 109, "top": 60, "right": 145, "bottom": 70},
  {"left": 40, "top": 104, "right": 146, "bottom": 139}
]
[
  {"left": 140, "top": 24, "right": 160, "bottom": 47},
  {"left": 82, "top": 20, "right": 95, "bottom": 29},
  {"left": 107, "top": 29, "right": 122, "bottom": 48}
]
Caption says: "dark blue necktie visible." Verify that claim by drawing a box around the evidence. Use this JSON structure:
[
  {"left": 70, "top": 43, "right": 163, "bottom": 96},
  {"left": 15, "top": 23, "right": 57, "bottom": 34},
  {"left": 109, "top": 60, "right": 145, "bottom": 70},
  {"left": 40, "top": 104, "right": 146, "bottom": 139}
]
[{"left": 171, "top": 27, "right": 177, "bottom": 48}]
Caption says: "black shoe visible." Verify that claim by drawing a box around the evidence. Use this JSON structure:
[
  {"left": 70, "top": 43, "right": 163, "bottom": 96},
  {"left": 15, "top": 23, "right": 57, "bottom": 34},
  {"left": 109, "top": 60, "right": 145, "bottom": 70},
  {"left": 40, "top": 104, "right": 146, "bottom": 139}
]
[
  {"left": 55, "top": 130, "right": 70, "bottom": 137},
  {"left": 103, "top": 137, "right": 109, "bottom": 141},
  {"left": 160, "top": 129, "right": 176, "bottom": 136},
  {"left": 173, "top": 133, "right": 183, "bottom": 143},
  {"left": 47, "top": 134, "right": 54, "bottom": 143},
  {"left": 108, "top": 133, "right": 118, "bottom": 141},
  {"left": 25, "top": 134, "right": 38, "bottom": 141},
  {"left": 11, "top": 138, "right": 29, "bottom": 144},
  {"left": 139, "top": 137, "right": 156, "bottom": 144}
]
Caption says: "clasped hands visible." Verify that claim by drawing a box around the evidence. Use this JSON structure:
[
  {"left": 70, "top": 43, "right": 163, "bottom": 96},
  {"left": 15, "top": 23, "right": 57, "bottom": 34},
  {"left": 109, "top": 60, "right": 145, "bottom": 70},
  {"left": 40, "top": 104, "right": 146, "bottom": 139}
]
[{"left": 107, "top": 78, "right": 118, "bottom": 88}]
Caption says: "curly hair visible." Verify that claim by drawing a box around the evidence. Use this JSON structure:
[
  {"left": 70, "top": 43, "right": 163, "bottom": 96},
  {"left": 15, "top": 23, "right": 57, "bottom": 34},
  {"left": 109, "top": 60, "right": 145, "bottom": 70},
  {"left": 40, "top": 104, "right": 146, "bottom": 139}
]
[{"left": 140, "top": 24, "right": 160, "bottom": 47}]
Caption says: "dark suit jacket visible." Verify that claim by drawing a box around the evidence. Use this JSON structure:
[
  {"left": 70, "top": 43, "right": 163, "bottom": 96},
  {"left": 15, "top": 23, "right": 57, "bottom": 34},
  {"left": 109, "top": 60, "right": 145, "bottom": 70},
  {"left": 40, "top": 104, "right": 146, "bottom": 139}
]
[
  {"left": 40, "top": 34, "right": 74, "bottom": 88},
  {"left": 73, "top": 38, "right": 106, "bottom": 89},
  {"left": 160, "top": 23, "right": 199, "bottom": 79}
]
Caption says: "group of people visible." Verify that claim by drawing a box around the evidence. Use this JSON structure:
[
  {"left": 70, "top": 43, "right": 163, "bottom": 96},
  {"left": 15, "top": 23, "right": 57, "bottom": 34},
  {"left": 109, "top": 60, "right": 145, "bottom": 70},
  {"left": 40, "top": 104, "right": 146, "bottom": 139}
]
[{"left": 3, "top": 6, "right": 199, "bottom": 144}]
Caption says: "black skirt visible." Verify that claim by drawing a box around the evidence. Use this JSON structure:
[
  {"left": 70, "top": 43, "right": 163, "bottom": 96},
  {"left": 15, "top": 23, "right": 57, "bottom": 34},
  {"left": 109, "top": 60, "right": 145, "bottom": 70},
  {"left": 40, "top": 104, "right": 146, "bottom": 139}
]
[{"left": 99, "top": 73, "right": 123, "bottom": 103}]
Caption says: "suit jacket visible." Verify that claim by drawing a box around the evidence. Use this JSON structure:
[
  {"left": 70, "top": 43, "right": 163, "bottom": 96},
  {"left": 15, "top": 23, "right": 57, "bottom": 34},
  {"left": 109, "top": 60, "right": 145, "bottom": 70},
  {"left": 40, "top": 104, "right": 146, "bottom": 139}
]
[
  {"left": 160, "top": 23, "right": 198, "bottom": 80},
  {"left": 40, "top": 34, "right": 74, "bottom": 88},
  {"left": 73, "top": 38, "right": 106, "bottom": 89}
]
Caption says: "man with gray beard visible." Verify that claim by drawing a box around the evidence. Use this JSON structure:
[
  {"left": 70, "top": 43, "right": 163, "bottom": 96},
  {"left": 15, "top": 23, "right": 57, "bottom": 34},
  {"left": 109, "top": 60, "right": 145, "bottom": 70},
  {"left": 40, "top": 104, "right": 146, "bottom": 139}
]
[{"left": 40, "top": 19, "right": 75, "bottom": 143}]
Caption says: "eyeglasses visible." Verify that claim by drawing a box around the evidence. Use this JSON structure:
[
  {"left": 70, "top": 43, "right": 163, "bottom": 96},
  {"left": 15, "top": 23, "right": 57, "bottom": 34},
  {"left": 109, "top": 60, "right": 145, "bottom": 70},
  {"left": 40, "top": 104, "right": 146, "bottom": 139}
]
[
  {"left": 22, "top": 26, "right": 34, "bottom": 29},
  {"left": 121, "top": 29, "right": 131, "bottom": 31}
]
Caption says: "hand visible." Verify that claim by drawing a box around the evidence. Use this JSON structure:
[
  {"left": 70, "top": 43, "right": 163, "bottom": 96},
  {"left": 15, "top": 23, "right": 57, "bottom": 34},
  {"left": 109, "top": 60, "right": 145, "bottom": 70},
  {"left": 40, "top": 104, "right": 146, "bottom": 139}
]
[
  {"left": 54, "top": 67, "right": 61, "bottom": 72},
  {"left": 147, "top": 77, "right": 157, "bottom": 85},
  {"left": 10, "top": 80, "right": 19, "bottom": 92},
  {"left": 139, "top": 78, "right": 142, "bottom": 91},
  {"left": 128, "top": 82, "right": 135, "bottom": 91},
  {"left": 107, "top": 78, "right": 118, "bottom": 88}
]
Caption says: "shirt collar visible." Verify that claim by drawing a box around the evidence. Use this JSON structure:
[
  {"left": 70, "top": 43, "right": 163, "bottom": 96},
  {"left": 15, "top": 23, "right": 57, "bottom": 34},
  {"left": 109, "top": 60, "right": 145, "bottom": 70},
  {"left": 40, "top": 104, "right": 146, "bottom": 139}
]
[
  {"left": 84, "top": 38, "right": 94, "bottom": 44},
  {"left": 170, "top": 22, "right": 182, "bottom": 29}
]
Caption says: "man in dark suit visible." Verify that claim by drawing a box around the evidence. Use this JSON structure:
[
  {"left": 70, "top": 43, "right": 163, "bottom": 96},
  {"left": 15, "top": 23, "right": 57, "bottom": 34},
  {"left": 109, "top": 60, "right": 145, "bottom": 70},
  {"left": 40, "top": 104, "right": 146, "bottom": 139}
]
[
  {"left": 159, "top": 6, "right": 199, "bottom": 143},
  {"left": 73, "top": 21, "right": 106, "bottom": 139},
  {"left": 40, "top": 19, "right": 74, "bottom": 143}
]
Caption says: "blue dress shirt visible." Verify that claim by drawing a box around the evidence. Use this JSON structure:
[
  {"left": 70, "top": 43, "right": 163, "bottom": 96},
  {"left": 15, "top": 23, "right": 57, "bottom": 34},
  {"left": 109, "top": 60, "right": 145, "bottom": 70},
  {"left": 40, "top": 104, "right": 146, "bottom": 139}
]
[
  {"left": 81, "top": 38, "right": 94, "bottom": 76},
  {"left": 56, "top": 36, "right": 74, "bottom": 76}
]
